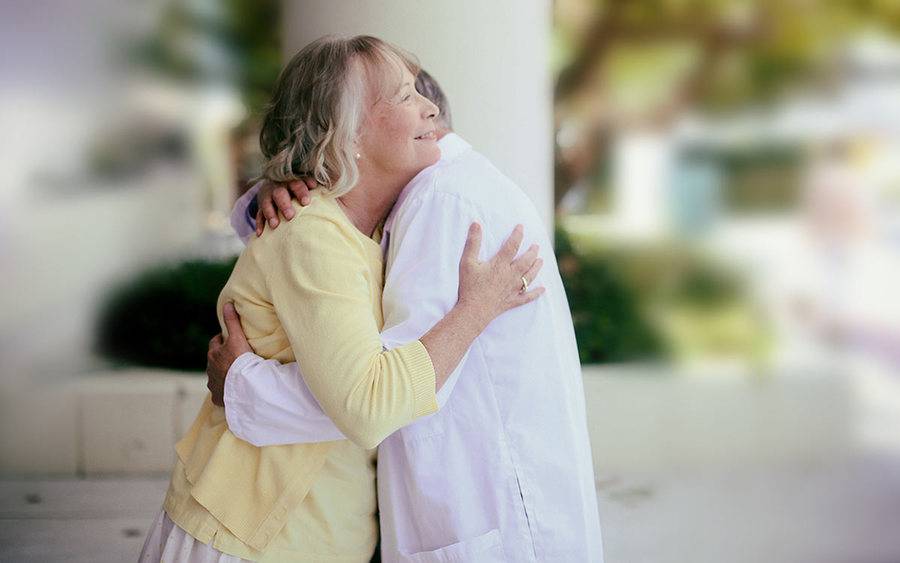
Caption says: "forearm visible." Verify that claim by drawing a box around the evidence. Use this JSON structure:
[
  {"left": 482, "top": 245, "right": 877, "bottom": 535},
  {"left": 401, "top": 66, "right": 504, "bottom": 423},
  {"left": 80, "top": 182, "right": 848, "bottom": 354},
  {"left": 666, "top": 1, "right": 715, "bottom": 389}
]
[
  {"left": 224, "top": 352, "right": 346, "bottom": 446},
  {"left": 420, "top": 302, "right": 489, "bottom": 392},
  {"left": 272, "top": 219, "right": 439, "bottom": 449}
]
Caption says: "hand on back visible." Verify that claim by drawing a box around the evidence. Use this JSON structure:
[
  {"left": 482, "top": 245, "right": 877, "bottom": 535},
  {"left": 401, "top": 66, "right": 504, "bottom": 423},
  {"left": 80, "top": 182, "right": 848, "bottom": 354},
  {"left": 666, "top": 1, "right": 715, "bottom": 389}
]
[
  {"left": 456, "top": 223, "right": 545, "bottom": 328},
  {"left": 206, "top": 303, "right": 252, "bottom": 406},
  {"left": 254, "top": 178, "right": 318, "bottom": 237}
]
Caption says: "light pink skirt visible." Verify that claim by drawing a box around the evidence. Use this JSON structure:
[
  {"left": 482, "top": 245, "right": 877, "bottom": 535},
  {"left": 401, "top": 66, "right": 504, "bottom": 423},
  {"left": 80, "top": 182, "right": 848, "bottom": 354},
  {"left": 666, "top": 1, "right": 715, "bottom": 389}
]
[{"left": 138, "top": 508, "right": 249, "bottom": 563}]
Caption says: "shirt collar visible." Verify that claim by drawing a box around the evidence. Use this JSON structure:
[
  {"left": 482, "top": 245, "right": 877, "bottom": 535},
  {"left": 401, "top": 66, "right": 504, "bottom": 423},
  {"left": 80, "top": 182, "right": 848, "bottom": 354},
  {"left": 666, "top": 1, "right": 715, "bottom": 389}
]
[
  {"left": 436, "top": 132, "right": 470, "bottom": 163},
  {"left": 380, "top": 132, "right": 471, "bottom": 253}
]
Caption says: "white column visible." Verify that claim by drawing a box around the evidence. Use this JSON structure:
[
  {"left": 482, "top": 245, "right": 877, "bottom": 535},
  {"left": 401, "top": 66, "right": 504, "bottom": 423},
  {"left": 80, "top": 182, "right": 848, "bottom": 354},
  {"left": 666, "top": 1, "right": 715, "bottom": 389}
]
[
  {"left": 611, "top": 131, "right": 674, "bottom": 239},
  {"left": 281, "top": 0, "right": 554, "bottom": 229}
]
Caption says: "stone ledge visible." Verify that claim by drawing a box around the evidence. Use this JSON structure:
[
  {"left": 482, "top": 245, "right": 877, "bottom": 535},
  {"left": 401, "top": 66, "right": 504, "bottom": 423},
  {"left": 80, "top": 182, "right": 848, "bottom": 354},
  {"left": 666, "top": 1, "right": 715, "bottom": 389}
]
[
  {"left": 582, "top": 363, "right": 856, "bottom": 474},
  {"left": 0, "top": 370, "right": 206, "bottom": 476},
  {"left": 0, "top": 364, "right": 857, "bottom": 476}
]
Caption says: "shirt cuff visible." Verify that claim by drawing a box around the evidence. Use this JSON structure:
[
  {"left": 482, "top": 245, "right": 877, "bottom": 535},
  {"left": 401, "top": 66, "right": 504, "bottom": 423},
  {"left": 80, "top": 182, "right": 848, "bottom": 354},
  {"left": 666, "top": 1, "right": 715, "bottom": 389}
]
[
  {"left": 223, "top": 351, "right": 261, "bottom": 439},
  {"left": 398, "top": 340, "right": 438, "bottom": 418},
  {"left": 246, "top": 198, "right": 259, "bottom": 227}
]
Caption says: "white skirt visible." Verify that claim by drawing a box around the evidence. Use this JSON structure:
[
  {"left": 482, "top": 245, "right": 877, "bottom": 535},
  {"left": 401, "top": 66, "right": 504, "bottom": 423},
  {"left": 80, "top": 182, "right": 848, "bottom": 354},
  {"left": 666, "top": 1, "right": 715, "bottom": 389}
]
[{"left": 138, "top": 507, "right": 249, "bottom": 563}]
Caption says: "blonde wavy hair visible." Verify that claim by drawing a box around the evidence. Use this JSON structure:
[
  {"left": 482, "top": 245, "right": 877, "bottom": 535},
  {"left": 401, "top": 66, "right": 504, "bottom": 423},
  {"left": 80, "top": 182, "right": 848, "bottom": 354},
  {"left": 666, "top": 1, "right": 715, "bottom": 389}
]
[{"left": 258, "top": 35, "right": 420, "bottom": 198}]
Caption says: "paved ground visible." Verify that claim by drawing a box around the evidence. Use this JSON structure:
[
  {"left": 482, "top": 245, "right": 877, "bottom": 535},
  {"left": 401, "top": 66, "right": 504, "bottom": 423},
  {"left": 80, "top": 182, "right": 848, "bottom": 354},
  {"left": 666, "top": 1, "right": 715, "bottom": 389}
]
[
  {"left": 595, "top": 449, "right": 900, "bottom": 563},
  {"left": 2, "top": 450, "right": 899, "bottom": 562},
  {"left": 0, "top": 478, "right": 165, "bottom": 562}
]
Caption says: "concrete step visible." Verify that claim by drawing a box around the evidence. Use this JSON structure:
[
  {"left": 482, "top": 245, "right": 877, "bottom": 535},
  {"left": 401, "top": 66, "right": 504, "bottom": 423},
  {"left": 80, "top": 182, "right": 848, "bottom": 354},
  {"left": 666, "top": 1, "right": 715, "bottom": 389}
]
[{"left": 0, "top": 477, "right": 168, "bottom": 563}]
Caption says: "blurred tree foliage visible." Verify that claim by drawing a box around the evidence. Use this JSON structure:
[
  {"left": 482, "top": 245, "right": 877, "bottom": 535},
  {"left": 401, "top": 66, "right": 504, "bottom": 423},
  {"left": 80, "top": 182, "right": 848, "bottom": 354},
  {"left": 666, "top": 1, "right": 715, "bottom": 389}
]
[
  {"left": 96, "top": 258, "right": 237, "bottom": 371},
  {"left": 132, "top": 0, "right": 282, "bottom": 114},
  {"left": 558, "top": 224, "right": 769, "bottom": 364},
  {"left": 553, "top": 0, "right": 900, "bottom": 208}
]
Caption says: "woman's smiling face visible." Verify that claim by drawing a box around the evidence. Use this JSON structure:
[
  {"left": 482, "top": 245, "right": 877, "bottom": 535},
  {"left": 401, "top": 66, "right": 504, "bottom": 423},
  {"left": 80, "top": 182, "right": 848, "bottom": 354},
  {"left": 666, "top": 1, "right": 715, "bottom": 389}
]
[{"left": 356, "top": 61, "right": 441, "bottom": 179}]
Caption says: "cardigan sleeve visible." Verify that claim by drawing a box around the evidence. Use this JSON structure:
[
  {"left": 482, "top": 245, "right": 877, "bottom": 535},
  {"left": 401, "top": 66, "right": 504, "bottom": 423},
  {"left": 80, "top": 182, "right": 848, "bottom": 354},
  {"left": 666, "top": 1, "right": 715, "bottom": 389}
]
[{"left": 266, "top": 213, "right": 438, "bottom": 449}]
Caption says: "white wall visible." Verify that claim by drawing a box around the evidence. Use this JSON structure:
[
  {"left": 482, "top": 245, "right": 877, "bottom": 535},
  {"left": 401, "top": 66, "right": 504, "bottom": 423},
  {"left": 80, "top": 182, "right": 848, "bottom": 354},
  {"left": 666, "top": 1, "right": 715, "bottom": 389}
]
[{"left": 281, "top": 0, "right": 554, "bottom": 228}]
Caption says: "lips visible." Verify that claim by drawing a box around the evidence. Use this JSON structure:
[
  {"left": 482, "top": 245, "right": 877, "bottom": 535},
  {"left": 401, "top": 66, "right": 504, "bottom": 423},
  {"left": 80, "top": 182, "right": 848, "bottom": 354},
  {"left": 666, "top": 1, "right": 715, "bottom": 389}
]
[{"left": 414, "top": 130, "right": 436, "bottom": 140}]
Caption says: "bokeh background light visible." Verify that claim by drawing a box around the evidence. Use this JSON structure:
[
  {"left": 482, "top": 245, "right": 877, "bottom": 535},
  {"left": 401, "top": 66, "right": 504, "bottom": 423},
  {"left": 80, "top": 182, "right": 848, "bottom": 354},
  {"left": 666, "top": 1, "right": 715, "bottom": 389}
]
[{"left": 2, "top": 1, "right": 900, "bottom": 561}]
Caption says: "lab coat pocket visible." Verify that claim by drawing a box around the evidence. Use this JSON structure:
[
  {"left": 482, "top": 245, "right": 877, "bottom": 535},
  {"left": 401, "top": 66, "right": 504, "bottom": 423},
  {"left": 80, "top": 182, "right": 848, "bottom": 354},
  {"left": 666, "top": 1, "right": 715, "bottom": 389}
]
[{"left": 401, "top": 528, "right": 506, "bottom": 563}]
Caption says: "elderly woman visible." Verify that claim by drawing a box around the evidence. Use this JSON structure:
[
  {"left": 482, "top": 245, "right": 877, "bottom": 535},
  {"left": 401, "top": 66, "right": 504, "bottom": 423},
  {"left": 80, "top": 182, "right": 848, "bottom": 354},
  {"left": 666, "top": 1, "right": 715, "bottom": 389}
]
[{"left": 139, "top": 36, "right": 543, "bottom": 562}]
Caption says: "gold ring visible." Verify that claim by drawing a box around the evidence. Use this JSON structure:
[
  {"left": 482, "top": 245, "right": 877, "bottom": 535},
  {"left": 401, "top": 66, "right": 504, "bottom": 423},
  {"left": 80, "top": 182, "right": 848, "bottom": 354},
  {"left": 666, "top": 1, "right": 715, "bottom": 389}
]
[{"left": 520, "top": 275, "right": 529, "bottom": 293}]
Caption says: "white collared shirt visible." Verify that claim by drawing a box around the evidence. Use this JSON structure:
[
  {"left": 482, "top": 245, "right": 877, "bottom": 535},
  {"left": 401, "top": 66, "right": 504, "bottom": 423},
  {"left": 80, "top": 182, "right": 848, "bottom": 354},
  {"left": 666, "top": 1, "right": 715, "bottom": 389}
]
[{"left": 226, "top": 133, "right": 603, "bottom": 562}]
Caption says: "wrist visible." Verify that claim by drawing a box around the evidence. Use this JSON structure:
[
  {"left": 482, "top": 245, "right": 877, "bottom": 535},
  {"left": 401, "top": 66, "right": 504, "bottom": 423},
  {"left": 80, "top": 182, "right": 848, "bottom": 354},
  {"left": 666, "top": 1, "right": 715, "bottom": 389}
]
[{"left": 453, "top": 300, "right": 492, "bottom": 335}]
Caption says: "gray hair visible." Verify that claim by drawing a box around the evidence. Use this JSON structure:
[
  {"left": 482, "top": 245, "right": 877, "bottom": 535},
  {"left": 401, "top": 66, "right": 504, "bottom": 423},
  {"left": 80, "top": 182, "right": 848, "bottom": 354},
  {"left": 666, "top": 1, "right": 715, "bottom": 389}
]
[
  {"left": 259, "top": 35, "right": 420, "bottom": 197},
  {"left": 415, "top": 69, "right": 452, "bottom": 130}
]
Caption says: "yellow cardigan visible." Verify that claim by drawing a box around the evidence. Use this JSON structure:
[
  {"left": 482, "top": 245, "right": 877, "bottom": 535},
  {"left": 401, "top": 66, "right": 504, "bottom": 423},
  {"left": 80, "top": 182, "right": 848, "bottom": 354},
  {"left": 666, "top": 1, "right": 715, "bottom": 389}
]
[{"left": 164, "top": 193, "right": 438, "bottom": 560}]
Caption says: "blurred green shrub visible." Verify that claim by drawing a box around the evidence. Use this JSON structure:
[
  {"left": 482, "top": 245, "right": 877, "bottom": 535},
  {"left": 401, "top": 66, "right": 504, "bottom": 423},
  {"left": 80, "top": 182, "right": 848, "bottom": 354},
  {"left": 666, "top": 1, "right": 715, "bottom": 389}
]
[
  {"left": 556, "top": 226, "right": 770, "bottom": 365},
  {"left": 556, "top": 228, "right": 666, "bottom": 364},
  {"left": 96, "top": 258, "right": 237, "bottom": 371},
  {"left": 96, "top": 230, "right": 766, "bottom": 371}
]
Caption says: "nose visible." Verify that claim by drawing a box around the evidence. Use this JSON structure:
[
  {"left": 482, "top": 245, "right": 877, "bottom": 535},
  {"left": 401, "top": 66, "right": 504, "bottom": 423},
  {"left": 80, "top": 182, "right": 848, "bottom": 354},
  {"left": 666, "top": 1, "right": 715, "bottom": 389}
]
[{"left": 421, "top": 95, "right": 439, "bottom": 120}]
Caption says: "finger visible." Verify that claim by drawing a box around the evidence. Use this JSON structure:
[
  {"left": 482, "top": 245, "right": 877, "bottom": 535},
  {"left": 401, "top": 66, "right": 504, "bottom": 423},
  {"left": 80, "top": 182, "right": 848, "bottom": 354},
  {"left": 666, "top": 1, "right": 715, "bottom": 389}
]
[
  {"left": 209, "top": 384, "right": 224, "bottom": 407},
  {"left": 461, "top": 223, "right": 482, "bottom": 263},
  {"left": 260, "top": 195, "right": 279, "bottom": 230},
  {"left": 222, "top": 302, "right": 245, "bottom": 343},
  {"left": 255, "top": 209, "right": 264, "bottom": 237},
  {"left": 508, "top": 286, "right": 546, "bottom": 308},
  {"left": 511, "top": 244, "right": 540, "bottom": 274},
  {"left": 497, "top": 225, "right": 524, "bottom": 262},
  {"left": 521, "top": 257, "right": 544, "bottom": 287},
  {"left": 273, "top": 186, "right": 294, "bottom": 219},
  {"left": 288, "top": 179, "right": 313, "bottom": 206}
]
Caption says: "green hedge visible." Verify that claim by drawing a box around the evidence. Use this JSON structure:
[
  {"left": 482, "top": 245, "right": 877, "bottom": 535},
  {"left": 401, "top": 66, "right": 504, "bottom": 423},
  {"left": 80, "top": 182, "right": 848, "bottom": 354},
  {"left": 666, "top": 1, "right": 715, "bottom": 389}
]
[
  {"left": 555, "top": 228, "right": 666, "bottom": 364},
  {"left": 97, "top": 232, "right": 682, "bottom": 370},
  {"left": 96, "top": 258, "right": 237, "bottom": 371}
]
